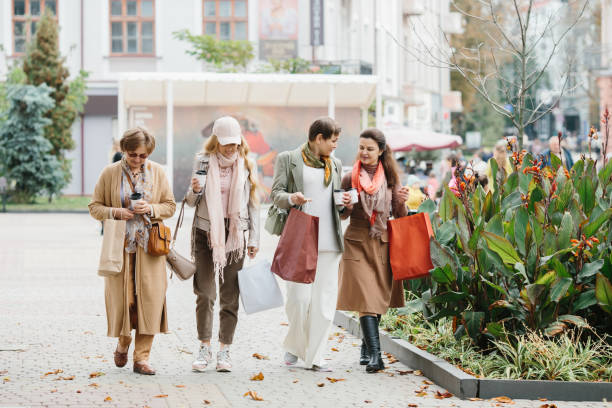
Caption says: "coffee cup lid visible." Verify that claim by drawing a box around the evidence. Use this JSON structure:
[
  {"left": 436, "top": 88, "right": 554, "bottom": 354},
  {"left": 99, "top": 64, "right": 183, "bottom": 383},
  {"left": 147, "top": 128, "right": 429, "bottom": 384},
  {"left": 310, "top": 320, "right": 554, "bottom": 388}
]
[
  {"left": 196, "top": 170, "right": 207, "bottom": 174},
  {"left": 333, "top": 189, "right": 344, "bottom": 192}
]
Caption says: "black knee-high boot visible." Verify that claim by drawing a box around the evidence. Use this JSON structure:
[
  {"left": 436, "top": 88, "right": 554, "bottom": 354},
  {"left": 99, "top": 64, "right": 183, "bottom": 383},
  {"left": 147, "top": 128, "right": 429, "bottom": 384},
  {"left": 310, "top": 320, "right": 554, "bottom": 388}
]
[
  {"left": 360, "top": 316, "right": 385, "bottom": 372},
  {"left": 359, "top": 337, "right": 369, "bottom": 365}
]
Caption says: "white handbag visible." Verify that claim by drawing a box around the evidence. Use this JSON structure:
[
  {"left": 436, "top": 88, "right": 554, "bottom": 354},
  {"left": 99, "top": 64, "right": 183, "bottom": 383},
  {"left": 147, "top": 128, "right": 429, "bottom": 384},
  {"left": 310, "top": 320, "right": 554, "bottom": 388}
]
[{"left": 238, "top": 259, "right": 284, "bottom": 314}]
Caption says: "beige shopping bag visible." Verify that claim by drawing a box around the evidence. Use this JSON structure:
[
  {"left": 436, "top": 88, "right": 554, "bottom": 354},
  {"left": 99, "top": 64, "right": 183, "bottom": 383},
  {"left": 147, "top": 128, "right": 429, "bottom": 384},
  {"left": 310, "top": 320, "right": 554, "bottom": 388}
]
[{"left": 98, "top": 219, "right": 127, "bottom": 277}]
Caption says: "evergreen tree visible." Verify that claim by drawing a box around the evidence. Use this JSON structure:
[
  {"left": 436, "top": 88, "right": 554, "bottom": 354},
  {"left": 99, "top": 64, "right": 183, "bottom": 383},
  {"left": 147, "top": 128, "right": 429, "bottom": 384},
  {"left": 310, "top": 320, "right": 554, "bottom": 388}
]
[
  {"left": 0, "top": 84, "right": 64, "bottom": 203},
  {"left": 22, "top": 10, "right": 88, "bottom": 186}
]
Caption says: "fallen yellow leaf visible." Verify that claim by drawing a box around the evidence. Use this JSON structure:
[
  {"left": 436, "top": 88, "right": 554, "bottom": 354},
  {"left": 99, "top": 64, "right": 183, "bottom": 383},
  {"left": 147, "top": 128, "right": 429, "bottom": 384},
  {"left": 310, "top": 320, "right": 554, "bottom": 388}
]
[
  {"left": 397, "top": 370, "right": 413, "bottom": 375},
  {"left": 50, "top": 389, "right": 57, "bottom": 393},
  {"left": 422, "top": 380, "right": 433, "bottom": 385},
  {"left": 317, "top": 382, "right": 325, "bottom": 387},
  {"left": 434, "top": 390, "right": 453, "bottom": 399},
  {"left": 414, "top": 370, "right": 423, "bottom": 376},
  {"left": 292, "top": 379, "right": 299, "bottom": 383},
  {"left": 243, "top": 390, "right": 264, "bottom": 401},
  {"left": 56, "top": 375, "right": 75, "bottom": 381},
  {"left": 280, "top": 322, "right": 288, "bottom": 326},
  {"left": 250, "top": 372, "right": 264, "bottom": 381},
  {"left": 154, "top": 394, "right": 169, "bottom": 398},
  {"left": 540, "top": 405, "right": 557, "bottom": 408},
  {"left": 415, "top": 391, "right": 427, "bottom": 397},
  {"left": 88, "top": 383, "right": 99, "bottom": 388},
  {"left": 2, "top": 377, "right": 10, "bottom": 383},
  {"left": 42, "top": 369, "right": 63, "bottom": 377},
  {"left": 252, "top": 353, "right": 269, "bottom": 360},
  {"left": 468, "top": 397, "right": 483, "bottom": 401},
  {"left": 175, "top": 384, "right": 186, "bottom": 388},
  {"left": 326, "top": 377, "right": 345, "bottom": 383},
  {"left": 89, "top": 372, "right": 105, "bottom": 378},
  {"left": 331, "top": 347, "right": 339, "bottom": 352},
  {"left": 491, "top": 396, "right": 514, "bottom": 404},
  {"left": 408, "top": 404, "right": 418, "bottom": 407},
  {"left": 364, "top": 400, "right": 372, "bottom": 404},
  {"left": 104, "top": 396, "right": 112, "bottom": 402},
  {"left": 203, "top": 400, "right": 211, "bottom": 405},
  {"left": 76, "top": 390, "right": 81, "bottom": 394}
]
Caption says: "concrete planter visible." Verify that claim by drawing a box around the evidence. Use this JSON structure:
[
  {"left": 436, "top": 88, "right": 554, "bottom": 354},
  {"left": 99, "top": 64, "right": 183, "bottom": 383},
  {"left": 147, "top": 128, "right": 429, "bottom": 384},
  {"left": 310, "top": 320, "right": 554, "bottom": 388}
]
[{"left": 334, "top": 311, "right": 612, "bottom": 402}]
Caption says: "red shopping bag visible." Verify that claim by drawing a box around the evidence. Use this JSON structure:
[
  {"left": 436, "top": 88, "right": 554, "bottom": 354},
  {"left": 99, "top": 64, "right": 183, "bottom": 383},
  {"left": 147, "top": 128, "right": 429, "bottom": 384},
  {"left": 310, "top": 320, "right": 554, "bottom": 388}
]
[
  {"left": 271, "top": 208, "right": 319, "bottom": 283},
  {"left": 387, "top": 212, "right": 434, "bottom": 280}
]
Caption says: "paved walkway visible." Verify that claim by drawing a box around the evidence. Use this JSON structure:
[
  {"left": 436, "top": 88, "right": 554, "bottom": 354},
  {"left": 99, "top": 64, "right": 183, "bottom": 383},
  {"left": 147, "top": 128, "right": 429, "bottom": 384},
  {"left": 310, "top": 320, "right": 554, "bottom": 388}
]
[{"left": 0, "top": 211, "right": 609, "bottom": 408}]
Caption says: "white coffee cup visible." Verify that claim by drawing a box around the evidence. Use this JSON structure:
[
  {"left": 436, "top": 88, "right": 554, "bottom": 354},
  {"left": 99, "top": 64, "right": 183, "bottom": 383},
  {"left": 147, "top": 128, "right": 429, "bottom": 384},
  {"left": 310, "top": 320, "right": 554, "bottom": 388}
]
[
  {"left": 348, "top": 188, "right": 359, "bottom": 204},
  {"left": 195, "top": 170, "right": 207, "bottom": 190},
  {"left": 333, "top": 189, "right": 345, "bottom": 205}
]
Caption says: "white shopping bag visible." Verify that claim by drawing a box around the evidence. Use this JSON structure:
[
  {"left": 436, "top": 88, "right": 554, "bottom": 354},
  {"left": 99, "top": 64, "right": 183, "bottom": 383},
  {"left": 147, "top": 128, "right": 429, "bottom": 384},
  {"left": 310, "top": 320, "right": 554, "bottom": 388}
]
[{"left": 238, "top": 259, "right": 284, "bottom": 314}]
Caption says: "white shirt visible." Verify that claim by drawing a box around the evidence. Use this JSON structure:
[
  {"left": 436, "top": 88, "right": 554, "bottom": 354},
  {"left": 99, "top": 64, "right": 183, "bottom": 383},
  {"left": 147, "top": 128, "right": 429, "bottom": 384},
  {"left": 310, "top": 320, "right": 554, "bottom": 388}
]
[{"left": 301, "top": 166, "right": 340, "bottom": 252}]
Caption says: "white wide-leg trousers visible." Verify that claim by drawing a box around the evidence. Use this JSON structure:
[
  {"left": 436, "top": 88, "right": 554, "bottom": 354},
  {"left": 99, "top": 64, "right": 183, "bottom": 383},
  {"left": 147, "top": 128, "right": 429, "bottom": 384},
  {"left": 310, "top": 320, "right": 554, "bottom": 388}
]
[{"left": 282, "top": 251, "right": 341, "bottom": 368}]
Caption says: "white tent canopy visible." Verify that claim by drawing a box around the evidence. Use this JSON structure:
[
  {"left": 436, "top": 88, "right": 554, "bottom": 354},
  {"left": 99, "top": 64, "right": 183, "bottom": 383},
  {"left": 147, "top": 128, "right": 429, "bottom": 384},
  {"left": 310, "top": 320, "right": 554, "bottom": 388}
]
[{"left": 118, "top": 72, "right": 379, "bottom": 188}]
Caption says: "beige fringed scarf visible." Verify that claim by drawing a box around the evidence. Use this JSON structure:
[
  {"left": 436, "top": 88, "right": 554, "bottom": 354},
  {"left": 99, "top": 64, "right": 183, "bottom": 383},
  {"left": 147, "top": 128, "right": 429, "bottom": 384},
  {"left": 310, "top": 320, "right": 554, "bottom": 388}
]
[{"left": 205, "top": 152, "right": 245, "bottom": 280}]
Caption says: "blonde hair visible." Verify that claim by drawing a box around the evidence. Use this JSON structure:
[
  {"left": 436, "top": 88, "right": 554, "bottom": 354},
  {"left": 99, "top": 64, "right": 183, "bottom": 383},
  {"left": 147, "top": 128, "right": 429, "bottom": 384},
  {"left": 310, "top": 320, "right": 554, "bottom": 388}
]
[
  {"left": 202, "top": 135, "right": 259, "bottom": 204},
  {"left": 120, "top": 127, "right": 156, "bottom": 154}
]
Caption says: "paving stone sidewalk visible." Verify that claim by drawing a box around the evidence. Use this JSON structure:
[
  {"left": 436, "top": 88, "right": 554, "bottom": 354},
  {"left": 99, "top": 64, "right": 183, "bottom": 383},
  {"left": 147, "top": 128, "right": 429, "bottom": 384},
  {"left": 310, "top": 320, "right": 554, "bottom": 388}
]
[{"left": 0, "top": 212, "right": 609, "bottom": 408}]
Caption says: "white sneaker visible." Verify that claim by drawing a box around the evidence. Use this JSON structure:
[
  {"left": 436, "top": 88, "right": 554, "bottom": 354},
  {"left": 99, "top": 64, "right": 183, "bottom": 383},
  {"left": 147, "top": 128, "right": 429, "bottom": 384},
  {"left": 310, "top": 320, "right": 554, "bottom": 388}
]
[
  {"left": 284, "top": 352, "right": 298, "bottom": 366},
  {"left": 192, "top": 343, "right": 212, "bottom": 372},
  {"left": 312, "top": 363, "right": 333, "bottom": 372},
  {"left": 216, "top": 348, "right": 232, "bottom": 372}
]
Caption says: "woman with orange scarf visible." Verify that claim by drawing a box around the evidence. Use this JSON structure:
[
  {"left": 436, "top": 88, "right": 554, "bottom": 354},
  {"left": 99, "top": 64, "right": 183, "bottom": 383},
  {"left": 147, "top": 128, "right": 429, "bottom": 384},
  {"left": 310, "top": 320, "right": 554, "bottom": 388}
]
[{"left": 337, "top": 128, "right": 409, "bottom": 373}]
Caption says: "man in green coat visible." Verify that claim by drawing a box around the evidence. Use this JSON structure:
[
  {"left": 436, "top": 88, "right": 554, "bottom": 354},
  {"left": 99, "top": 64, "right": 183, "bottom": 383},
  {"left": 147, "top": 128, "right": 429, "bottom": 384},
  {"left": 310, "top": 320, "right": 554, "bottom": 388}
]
[{"left": 267, "top": 117, "right": 350, "bottom": 372}]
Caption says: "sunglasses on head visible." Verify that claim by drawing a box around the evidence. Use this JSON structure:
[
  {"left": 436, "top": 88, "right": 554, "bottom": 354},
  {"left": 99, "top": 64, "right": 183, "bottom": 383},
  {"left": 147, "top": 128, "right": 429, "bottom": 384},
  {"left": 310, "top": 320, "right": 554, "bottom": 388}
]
[{"left": 127, "top": 152, "right": 148, "bottom": 159}]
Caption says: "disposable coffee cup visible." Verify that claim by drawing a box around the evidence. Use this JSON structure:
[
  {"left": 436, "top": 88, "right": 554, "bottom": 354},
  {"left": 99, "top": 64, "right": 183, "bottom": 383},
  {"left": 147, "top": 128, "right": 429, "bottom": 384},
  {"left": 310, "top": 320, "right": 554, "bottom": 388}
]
[
  {"left": 348, "top": 188, "right": 359, "bottom": 204},
  {"left": 333, "top": 189, "right": 345, "bottom": 205},
  {"left": 130, "top": 192, "right": 142, "bottom": 209},
  {"left": 195, "top": 169, "right": 207, "bottom": 189}
]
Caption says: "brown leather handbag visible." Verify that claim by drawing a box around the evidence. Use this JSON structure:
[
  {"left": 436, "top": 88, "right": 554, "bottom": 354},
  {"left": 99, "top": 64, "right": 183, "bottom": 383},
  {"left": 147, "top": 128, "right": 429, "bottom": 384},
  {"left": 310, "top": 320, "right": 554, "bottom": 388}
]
[{"left": 148, "top": 222, "right": 171, "bottom": 256}]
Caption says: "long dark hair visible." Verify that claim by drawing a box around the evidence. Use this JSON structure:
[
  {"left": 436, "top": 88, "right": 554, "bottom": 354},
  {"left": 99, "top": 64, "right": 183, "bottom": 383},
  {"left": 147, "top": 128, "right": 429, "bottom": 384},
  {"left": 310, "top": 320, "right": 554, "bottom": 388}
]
[{"left": 358, "top": 128, "right": 400, "bottom": 188}]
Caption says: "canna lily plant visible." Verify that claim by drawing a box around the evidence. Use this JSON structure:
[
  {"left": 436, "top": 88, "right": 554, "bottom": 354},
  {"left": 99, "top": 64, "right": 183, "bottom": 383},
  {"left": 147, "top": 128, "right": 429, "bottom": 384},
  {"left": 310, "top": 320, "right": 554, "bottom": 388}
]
[{"left": 406, "top": 113, "right": 612, "bottom": 347}]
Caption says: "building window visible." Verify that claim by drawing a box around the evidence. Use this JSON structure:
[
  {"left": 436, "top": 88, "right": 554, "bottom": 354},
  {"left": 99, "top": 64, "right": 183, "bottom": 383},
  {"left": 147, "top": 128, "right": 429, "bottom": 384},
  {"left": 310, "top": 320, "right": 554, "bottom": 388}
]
[
  {"left": 109, "top": 0, "right": 155, "bottom": 56},
  {"left": 12, "top": 0, "right": 58, "bottom": 54},
  {"left": 203, "top": 0, "right": 248, "bottom": 41}
]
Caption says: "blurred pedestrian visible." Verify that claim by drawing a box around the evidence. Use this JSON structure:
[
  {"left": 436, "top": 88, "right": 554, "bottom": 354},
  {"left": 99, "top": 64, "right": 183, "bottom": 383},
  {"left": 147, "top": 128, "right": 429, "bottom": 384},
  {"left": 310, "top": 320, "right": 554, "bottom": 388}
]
[
  {"left": 88, "top": 127, "right": 176, "bottom": 375},
  {"left": 185, "top": 116, "right": 260, "bottom": 373},
  {"left": 541, "top": 136, "right": 574, "bottom": 169},
  {"left": 426, "top": 171, "right": 439, "bottom": 201},
  {"left": 486, "top": 140, "right": 513, "bottom": 192},
  {"left": 336, "top": 128, "right": 408, "bottom": 373}
]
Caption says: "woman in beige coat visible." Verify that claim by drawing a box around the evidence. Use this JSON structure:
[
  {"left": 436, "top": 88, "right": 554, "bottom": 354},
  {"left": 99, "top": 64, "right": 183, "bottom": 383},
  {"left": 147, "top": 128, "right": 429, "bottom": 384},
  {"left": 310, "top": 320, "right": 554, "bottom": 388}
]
[
  {"left": 89, "top": 127, "right": 176, "bottom": 375},
  {"left": 337, "top": 128, "right": 409, "bottom": 373}
]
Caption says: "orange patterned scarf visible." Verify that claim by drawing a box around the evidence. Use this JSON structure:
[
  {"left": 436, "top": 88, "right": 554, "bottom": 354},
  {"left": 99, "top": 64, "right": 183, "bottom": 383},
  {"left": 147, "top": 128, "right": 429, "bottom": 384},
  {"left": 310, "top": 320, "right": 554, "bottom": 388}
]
[{"left": 351, "top": 161, "right": 388, "bottom": 232}]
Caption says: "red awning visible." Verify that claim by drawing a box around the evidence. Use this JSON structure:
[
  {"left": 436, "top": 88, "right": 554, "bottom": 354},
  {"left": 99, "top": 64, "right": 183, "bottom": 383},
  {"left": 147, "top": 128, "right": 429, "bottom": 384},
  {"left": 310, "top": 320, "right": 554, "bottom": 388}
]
[{"left": 383, "top": 125, "right": 463, "bottom": 152}]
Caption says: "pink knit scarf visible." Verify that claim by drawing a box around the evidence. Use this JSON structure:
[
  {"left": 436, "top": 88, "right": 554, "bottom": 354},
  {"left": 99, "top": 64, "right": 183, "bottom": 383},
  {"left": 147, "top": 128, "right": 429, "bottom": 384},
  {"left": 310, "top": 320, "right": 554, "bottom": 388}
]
[{"left": 205, "top": 152, "right": 245, "bottom": 279}]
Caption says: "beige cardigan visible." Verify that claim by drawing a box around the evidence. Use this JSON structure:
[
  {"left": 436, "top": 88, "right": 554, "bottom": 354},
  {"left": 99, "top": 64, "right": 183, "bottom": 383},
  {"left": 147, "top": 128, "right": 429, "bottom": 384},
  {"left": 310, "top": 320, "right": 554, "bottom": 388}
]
[{"left": 88, "top": 160, "right": 176, "bottom": 337}]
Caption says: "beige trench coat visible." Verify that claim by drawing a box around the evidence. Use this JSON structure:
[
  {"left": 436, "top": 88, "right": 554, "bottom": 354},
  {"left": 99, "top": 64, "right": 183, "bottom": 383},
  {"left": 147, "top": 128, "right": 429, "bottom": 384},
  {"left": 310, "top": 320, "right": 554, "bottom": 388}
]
[{"left": 89, "top": 160, "right": 176, "bottom": 337}]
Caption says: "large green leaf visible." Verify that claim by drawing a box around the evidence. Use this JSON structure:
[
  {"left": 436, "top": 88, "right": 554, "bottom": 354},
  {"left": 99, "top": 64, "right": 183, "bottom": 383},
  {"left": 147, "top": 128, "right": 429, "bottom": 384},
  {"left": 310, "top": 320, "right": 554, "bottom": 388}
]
[
  {"left": 397, "top": 298, "right": 425, "bottom": 315},
  {"left": 514, "top": 207, "right": 528, "bottom": 257},
  {"left": 550, "top": 278, "right": 572, "bottom": 302},
  {"left": 429, "top": 239, "right": 461, "bottom": 272},
  {"left": 489, "top": 158, "right": 498, "bottom": 192},
  {"left": 524, "top": 284, "right": 546, "bottom": 306},
  {"left": 577, "top": 176, "right": 595, "bottom": 215},
  {"left": 535, "top": 270, "right": 557, "bottom": 286},
  {"left": 486, "top": 322, "right": 505, "bottom": 339},
  {"left": 558, "top": 314, "right": 588, "bottom": 328},
  {"left": 599, "top": 158, "right": 612, "bottom": 187},
  {"left": 505, "top": 172, "right": 519, "bottom": 194},
  {"left": 514, "top": 262, "right": 529, "bottom": 284},
  {"left": 595, "top": 273, "right": 612, "bottom": 312},
  {"left": 556, "top": 181, "right": 573, "bottom": 212},
  {"left": 557, "top": 212, "right": 573, "bottom": 250},
  {"left": 577, "top": 259, "right": 604, "bottom": 281},
  {"left": 583, "top": 208, "right": 612, "bottom": 238},
  {"left": 431, "top": 265, "right": 456, "bottom": 284},
  {"left": 435, "top": 221, "right": 456, "bottom": 246},
  {"left": 548, "top": 258, "right": 569, "bottom": 278},
  {"left": 439, "top": 187, "right": 454, "bottom": 222},
  {"left": 501, "top": 190, "right": 522, "bottom": 212},
  {"left": 484, "top": 213, "right": 503, "bottom": 236},
  {"left": 482, "top": 231, "right": 521, "bottom": 265},
  {"left": 550, "top": 152, "right": 562, "bottom": 171},
  {"left": 462, "top": 311, "right": 485, "bottom": 342},
  {"left": 417, "top": 198, "right": 436, "bottom": 214},
  {"left": 468, "top": 224, "right": 482, "bottom": 252},
  {"left": 482, "top": 277, "right": 509, "bottom": 297},
  {"left": 430, "top": 291, "right": 468, "bottom": 304},
  {"left": 573, "top": 289, "right": 597, "bottom": 312},
  {"left": 482, "top": 191, "right": 495, "bottom": 222},
  {"left": 456, "top": 210, "right": 472, "bottom": 258}
]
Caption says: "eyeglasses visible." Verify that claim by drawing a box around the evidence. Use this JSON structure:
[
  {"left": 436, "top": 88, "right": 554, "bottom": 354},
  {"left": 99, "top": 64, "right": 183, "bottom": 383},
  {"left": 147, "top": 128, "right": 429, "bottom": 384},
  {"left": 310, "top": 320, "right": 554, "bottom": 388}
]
[{"left": 127, "top": 152, "right": 148, "bottom": 159}]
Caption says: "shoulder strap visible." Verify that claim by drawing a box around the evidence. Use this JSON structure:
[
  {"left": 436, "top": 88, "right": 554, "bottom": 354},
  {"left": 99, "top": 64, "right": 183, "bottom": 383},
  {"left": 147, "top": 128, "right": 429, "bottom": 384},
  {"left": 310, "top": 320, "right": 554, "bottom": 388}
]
[
  {"left": 121, "top": 167, "right": 136, "bottom": 194},
  {"left": 172, "top": 199, "right": 187, "bottom": 243}
]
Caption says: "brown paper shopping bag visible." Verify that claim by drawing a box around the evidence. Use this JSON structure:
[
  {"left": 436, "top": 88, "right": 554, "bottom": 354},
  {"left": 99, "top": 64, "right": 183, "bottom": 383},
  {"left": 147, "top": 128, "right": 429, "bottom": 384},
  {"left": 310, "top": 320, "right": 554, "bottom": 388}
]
[{"left": 98, "top": 219, "right": 127, "bottom": 277}]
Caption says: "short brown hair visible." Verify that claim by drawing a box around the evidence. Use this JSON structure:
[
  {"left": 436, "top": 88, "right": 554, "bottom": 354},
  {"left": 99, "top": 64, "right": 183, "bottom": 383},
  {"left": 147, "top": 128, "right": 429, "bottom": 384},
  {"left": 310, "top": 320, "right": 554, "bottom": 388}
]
[
  {"left": 120, "top": 127, "right": 156, "bottom": 154},
  {"left": 308, "top": 117, "right": 341, "bottom": 141}
]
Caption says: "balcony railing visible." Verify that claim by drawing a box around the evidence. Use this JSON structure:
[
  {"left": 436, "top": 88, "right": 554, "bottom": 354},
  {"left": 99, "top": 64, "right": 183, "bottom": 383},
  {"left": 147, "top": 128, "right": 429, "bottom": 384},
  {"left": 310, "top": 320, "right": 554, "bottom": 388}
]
[{"left": 403, "top": 0, "right": 424, "bottom": 16}]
